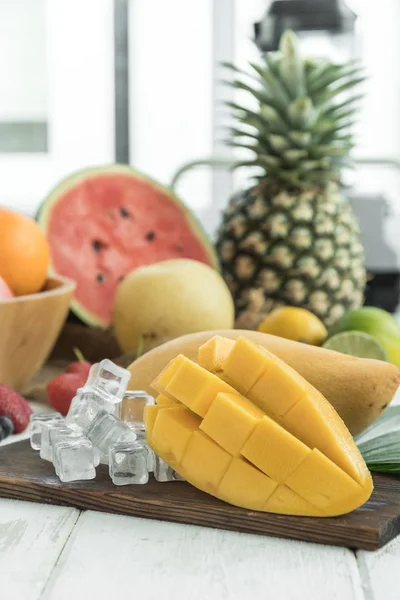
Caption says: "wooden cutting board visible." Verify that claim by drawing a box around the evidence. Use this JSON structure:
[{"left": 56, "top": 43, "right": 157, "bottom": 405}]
[{"left": 1, "top": 440, "right": 399, "bottom": 551}]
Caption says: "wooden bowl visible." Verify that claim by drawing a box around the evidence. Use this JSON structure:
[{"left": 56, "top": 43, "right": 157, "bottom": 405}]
[{"left": 0, "top": 275, "right": 76, "bottom": 391}]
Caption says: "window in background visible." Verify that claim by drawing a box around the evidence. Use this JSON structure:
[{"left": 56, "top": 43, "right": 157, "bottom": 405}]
[
  {"left": 0, "top": 0, "right": 115, "bottom": 216},
  {"left": 0, "top": 0, "right": 47, "bottom": 153}
]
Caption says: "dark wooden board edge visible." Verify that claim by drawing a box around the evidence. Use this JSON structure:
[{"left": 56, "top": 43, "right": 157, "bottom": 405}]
[{"left": 1, "top": 441, "right": 400, "bottom": 551}]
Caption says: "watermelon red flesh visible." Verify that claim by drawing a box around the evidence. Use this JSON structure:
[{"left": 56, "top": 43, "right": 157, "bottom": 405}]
[{"left": 42, "top": 171, "right": 216, "bottom": 327}]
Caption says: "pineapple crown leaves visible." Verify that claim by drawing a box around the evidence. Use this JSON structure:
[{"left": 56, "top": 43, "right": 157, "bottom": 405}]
[{"left": 224, "top": 30, "right": 366, "bottom": 188}]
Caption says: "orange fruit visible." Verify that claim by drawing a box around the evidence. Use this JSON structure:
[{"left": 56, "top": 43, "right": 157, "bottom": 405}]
[{"left": 0, "top": 208, "right": 50, "bottom": 296}]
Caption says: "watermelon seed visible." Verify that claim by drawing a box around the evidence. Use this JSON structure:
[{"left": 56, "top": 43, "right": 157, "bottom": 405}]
[
  {"left": 146, "top": 231, "right": 155, "bottom": 241},
  {"left": 92, "top": 239, "right": 105, "bottom": 252},
  {"left": 176, "top": 245, "right": 184, "bottom": 252},
  {"left": 96, "top": 274, "right": 105, "bottom": 283},
  {"left": 120, "top": 207, "right": 130, "bottom": 218}
]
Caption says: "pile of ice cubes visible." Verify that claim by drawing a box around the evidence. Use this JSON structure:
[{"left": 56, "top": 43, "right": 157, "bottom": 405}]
[{"left": 29, "top": 359, "right": 183, "bottom": 485}]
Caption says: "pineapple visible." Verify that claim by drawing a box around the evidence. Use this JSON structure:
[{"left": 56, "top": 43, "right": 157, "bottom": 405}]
[{"left": 216, "top": 30, "right": 366, "bottom": 327}]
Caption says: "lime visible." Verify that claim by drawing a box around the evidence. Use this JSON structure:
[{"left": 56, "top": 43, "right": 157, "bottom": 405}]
[
  {"left": 327, "top": 307, "right": 400, "bottom": 366},
  {"left": 323, "top": 331, "right": 389, "bottom": 361}
]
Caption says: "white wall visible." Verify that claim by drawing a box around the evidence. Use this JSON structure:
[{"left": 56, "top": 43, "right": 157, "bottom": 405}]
[
  {"left": 0, "top": 0, "right": 47, "bottom": 121},
  {"left": 129, "top": 0, "right": 214, "bottom": 210}
]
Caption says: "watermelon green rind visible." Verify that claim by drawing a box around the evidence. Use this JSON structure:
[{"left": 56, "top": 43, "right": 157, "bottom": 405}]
[{"left": 37, "top": 164, "right": 219, "bottom": 328}]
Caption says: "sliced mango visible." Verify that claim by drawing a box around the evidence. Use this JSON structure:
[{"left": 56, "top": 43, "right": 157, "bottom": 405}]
[
  {"left": 285, "top": 449, "right": 369, "bottom": 515},
  {"left": 152, "top": 354, "right": 188, "bottom": 391},
  {"left": 220, "top": 336, "right": 269, "bottom": 394},
  {"left": 200, "top": 336, "right": 369, "bottom": 485},
  {"left": 152, "top": 405, "right": 201, "bottom": 463},
  {"left": 155, "top": 393, "right": 179, "bottom": 405},
  {"left": 283, "top": 391, "right": 365, "bottom": 483},
  {"left": 241, "top": 416, "right": 310, "bottom": 482},
  {"left": 218, "top": 458, "right": 278, "bottom": 511},
  {"left": 265, "top": 485, "right": 324, "bottom": 516},
  {"left": 200, "top": 392, "right": 263, "bottom": 456},
  {"left": 146, "top": 337, "right": 373, "bottom": 517},
  {"left": 198, "top": 335, "right": 235, "bottom": 373},
  {"left": 181, "top": 431, "right": 232, "bottom": 492},
  {"left": 153, "top": 354, "right": 237, "bottom": 417}
]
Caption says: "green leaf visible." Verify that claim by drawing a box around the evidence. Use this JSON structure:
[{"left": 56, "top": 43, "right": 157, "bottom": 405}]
[
  {"left": 311, "top": 118, "right": 336, "bottom": 135},
  {"left": 306, "top": 60, "right": 339, "bottom": 85},
  {"left": 330, "top": 108, "right": 359, "bottom": 122},
  {"left": 278, "top": 30, "right": 305, "bottom": 98},
  {"left": 252, "top": 60, "right": 292, "bottom": 107},
  {"left": 249, "top": 62, "right": 266, "bottom": 79},
  {"left": 283, "top": 149, "right": 309, "bottom": 163},
  {"left": 288, "top": 130, "right": 312, "bottom": 147},
  {"left": 260, "top": 104, "right": 282, "bottom": 123},
  {"left": 268, "top": 134, "right": 290, "bottom": 152},
  {"left": 298, "top": 159, "right": 328, "bottom": 173},
  {"left": 312, "top": 144, "right": 352, "bottom": 158},
  {"left": 226, "top": 140, "right": 260, "bottom": 153},
  {"left": 259, "top": 155, "right": 281, "bottom": 168},
  {"left": 229, "top": 127, "right": 260, "bottom": 141},
  {"left": 307, "top": 64, "right": 343, "bottom": 94},
  {"left": 308, "top": 64, "right": 363, "bottom": 96},
  {"left": 228, "top": 79, "right": 263, "bottom": 99},
  {"left": 321, "top": 76, "right": 366, "bottom": 104},
  {"left": 323, "top": 94, "right": 364, "bottom": 116},
  {"left": 288, "top": 96, "right": 316, "bottom": 127}
]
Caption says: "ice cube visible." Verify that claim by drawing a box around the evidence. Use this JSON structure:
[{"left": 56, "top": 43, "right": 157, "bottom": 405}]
[
  {"left": 154, "top": 455, "right": 184, "bottom": 482},
  {"left": 86, "top": 359, "right": 131, "bottom": 403},
  {"left": 109, "top": 440, "right": 149, "bottom": 485},
  {"left": 40, "top": 420, "right": 68, "bottom": 461},
  {"left": 53, "top": 438, "right": 96, "bottom": 483},
  {"left": 86, "top": 410, "right": 137, "bottom": 464},
  {"left": 29, "top": 412, "right": 63, "bottom": 451},
  {"left": 118, "top": 390, "right": 155, "bottom": 427},
  {"left": 65, "top": 389, "right": 115, "bottom": 433},
  {"left": 134, "top": 429, "right": 155, "bottom": 472},
  {"left": 48, "top": 426, "right": 99, "bottom": 469}
]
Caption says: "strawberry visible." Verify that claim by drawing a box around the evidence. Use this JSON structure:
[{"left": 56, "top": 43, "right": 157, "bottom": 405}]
[
  {"left": 47, "top": 373, "right": 86, "bottom": 415},
  {"left": 66, "top": 361, "right": 92, "bottom": 379},
  {"left": 0, "top": 385, "right": 32, "bottom": 433}
]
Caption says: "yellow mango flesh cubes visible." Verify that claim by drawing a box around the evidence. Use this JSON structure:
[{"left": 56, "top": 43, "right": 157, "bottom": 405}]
[
  {"left": 153, "top": 355, "right": 237, "bottom": 417},
  {"left": 155, "top": 393, "right": 179, "bottom": 405},
  {"left": 197, "top": 336, "right": 235, "bottom": 373},
  {"left": 152, "top": 405, "right": 201, "bottom": 463},
  {"left": 200, "top": 392, "right": 263, "bottom": 455},
  {"left": 218, "top": 458, "right": 278, "bottom": 511},
  {"left": 146, "top": 336, "right": 373, "bottom": 517},
  {"left": 181, "top": 431, "right": 232, "bottom": 492},
  {"left": 241, "top": 416, "right": 310, "bottom": 482},
  {"left": 200, "top": 336, "right": 368, "bottom": 484}
]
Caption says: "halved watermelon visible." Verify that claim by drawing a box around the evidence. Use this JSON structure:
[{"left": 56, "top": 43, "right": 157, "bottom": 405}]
[{"left": 37, "top": 165, "right": 218, "bottom": 327}]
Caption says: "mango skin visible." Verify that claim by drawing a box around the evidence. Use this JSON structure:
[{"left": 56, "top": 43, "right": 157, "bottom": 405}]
[{"left": 128, "top": 330, "right": 400, "bottom": 436}]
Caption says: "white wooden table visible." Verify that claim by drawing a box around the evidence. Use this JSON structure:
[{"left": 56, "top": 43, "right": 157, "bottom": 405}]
[{"left": 1, "top": 404, "right": 399, "bottom": 600}]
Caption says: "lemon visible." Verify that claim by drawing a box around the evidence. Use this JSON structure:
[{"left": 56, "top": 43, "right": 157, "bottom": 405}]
[
  {"left": 327, "top": 307, "right": 400, "bottom": 367},
  {"left": 257, "top": 307, "right": 327, "bottom": 345}
]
